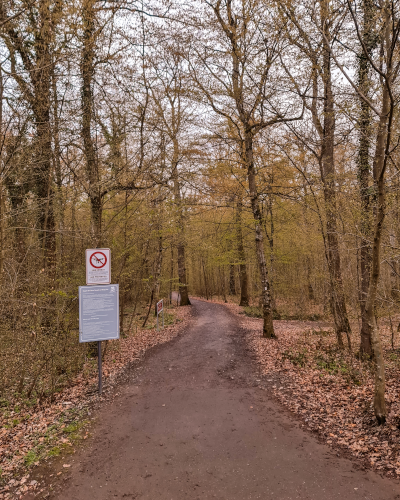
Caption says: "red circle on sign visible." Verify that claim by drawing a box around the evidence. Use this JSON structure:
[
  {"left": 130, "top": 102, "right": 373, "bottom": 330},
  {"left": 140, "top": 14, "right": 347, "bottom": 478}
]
[{"left": 90, "top": 251, "right": 107, "bottom": 269}]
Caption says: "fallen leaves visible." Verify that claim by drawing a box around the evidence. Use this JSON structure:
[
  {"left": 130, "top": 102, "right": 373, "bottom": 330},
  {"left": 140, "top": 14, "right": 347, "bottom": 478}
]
[
  {"left": 0, "top": 304, "right": 192, "bottom": 498},
  {"left": 221, "top": 301, "right": 400, "bottom": 479}
]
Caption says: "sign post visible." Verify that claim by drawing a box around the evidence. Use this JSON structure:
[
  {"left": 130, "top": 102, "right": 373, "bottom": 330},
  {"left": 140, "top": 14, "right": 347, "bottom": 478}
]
[
  {"left": 156, "top": 299, "right": 163, "bottom": 331},
  {"left": 98, "top": 341, "right": 102, "bottom": 394},
  {"left": 83, "top": 248, "right": 113, "bottom": 394}
]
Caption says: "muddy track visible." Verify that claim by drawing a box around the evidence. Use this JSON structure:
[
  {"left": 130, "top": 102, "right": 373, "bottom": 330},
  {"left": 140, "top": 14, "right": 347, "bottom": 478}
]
[{"left": 27, "top": 299, "right": 399, "bottom": 499}]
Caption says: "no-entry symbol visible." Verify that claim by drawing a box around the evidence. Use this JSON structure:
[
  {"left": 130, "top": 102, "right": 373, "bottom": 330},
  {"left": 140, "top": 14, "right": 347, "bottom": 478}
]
[
  {"left": 86, "top": 248, "right": 111, "bottom": 285},
  {"left": 90, "top": 251, "right": 107, "bottom": 269}
]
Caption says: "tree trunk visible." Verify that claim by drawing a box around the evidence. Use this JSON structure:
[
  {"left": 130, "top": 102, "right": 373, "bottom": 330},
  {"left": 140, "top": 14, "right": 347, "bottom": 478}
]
[
  {"left": 172, "top": 142, "right": 191, "bottom": 306},
  {"left": 202, "top": 259, "right": 209, "bottom": 300},
  {"left": 228, "top": 229, "right": 236, "bottom": 295},
  {"left": 220, "top": 266, "right": 227, "bottom": 302},
  {"left": 229, "top": 263, "right": 236, "bottom": 295},
  {"left": 33, "top": 2, "right": 55, "bottom": 266},
  {"left": 1, "top": 1, "right": 57, "bottom": 264},
  {"left": 235, "top": 199, "right": 249, "bottom": 306},
  {"left": 306, "top": 256, "right": 315, "bottom": 301},
  {"left": 0, "top": 67, "right": 3, "bottom": 283},
  {"left": 357, "top": 0, "right": 376, "bottom": 357},
  {"left": 267, "top": 176, "right": 278, "bottom": 314},
  {"left": 36, "top": 116, "right": 55, "bottom": 265},
  {"left": 81, "top": 0, "right": 102, "bottom": 246},
  {"left": 388, "top": 232, "right": 399, "bottom": 301},
  {"left": 320, "top": 20, "right": 351, "bottom": 349},
  {"left": 365, "top": 27, "right": 392, "bottom": 423},
  {"left": 52, "top": 62, "right": 64, "bottom": 269},
  {"left": 245, "top": 132, "right": 274, "bottom": 338},
  {"left": 142, "top": 236, "right": 163, "bottom": 327},
  {"left": 176, "top": 240, "right": 190, "bottom": 305}
]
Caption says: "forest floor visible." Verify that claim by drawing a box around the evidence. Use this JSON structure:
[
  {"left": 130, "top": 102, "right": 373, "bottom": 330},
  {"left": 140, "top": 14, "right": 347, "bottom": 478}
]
[
  {"left": 210, "top": 298, "right": 400, "bottom": 480},
  {"left": 0, "top": 303, "right": 192, "bottom": 499},
  {"left": 16, "top": 298, "right": 400, "bottom": 500}
]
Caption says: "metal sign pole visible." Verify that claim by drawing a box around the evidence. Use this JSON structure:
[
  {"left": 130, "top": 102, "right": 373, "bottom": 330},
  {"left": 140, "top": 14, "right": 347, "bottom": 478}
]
[
  {"left": 98, "top": 341, "right": 102, "bottom": 395},
  {"left": 82, "top": 249, "right": 119, "bottom": 398},
  {"left": 157, "top": 311, "right": 159, "bottom": 331},
  {"left": 162, "top": 308, "right": 164, "bottom": 329}
]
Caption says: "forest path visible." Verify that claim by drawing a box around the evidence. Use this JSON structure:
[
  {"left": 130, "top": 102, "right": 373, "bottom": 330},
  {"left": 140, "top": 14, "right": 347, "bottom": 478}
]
[{"left": 45, "top": 299, "right": 399, "bottom": 499}]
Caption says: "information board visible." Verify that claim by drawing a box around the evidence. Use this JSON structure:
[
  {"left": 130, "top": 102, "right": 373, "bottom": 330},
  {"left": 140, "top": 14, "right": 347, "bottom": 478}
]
[
  {"left": 86, "top": 248, "right": 111, "bottom": 285},
  {"left": 79, "top": 284, "right": 119, "bottom": 342}
]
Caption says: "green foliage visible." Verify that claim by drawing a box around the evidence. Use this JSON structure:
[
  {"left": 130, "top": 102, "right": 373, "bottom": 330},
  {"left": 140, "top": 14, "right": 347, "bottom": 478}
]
[
  {"left": 282, "top": 348, "right": 308, "bottom": 367},
  {"left": 314, "top": 350, "right": 362, "bottom": 386},
  {"left": 243, "top": 306, "right": 263, "bottom": 318},
  {"left": 24, "top": 450, "right": 38, "bottom": 466},
  {"left": 47, "top": 446, "right": 61, "bottom": 457},
  {"left": 64, "top": 421, "right": 82, "bottom": 434}
]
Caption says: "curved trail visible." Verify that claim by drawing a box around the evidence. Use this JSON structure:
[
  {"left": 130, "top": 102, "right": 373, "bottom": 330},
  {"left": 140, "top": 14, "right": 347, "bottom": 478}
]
[{"left": 47, "top": 300, "right": 398, "bottom": 499}]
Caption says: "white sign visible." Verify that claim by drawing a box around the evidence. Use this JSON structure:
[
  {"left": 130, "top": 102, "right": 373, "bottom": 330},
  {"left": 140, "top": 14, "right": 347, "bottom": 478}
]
[
  {"left": 157, "top": 299, "right": 163, "bottom": 314},
  {"left": 79, "top": 284, "right": 119, "bottom": 342},
  {"left": 86, "top": 248, "right": 111, "bottom": 285}
]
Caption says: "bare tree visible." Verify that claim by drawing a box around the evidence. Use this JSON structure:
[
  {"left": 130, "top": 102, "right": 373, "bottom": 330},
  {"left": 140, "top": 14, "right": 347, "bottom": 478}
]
[
  {"left": 357, "top": 0, "right": 376, "bottom": 357},
  {"left": 188, "top": 0, "right": 302, "bottom": 336},
  {"left": 0, "top": 0, "right": 63, "bottom": 262},
  {"left": 325, "top": 0, "right": 400, "bottom": 424},
  {"left": 149, "top": 42, "right": 193, "bottom": 306},
  {"left": 279, "top": 0, "right": 352, "bottom": 349}
]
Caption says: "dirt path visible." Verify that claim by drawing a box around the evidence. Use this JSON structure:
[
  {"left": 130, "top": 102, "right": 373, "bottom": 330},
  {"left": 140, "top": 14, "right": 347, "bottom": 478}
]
[{"left": 36, "top": 300, "right": 399, "bottom": 499}]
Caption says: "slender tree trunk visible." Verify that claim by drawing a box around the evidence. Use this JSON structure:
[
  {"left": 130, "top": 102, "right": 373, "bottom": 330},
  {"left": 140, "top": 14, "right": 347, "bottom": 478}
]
[
  {"left": 365, "top": 24, "right": 393, "bottom": 423},
  {"left": 176, "top": 241, "right": 190, "bottom": 305},
  {"left": 119, "top": 194, "right": 129, "bottom": 333},
  {"left": 202, "top": 259, "right": 209, "bottom": 299},
  {"left": 170, "top": 244, "right": 174, "bottom": 303},
  {"left": 267, "top": 177, "right": 278, "bottom": 314},
  {"left": 142, "top": 237, "right": 163, "bottom": 327},
  {"left": 172, "top": 142, "right": 191, "bottom": 306},
  {"left": 320, "top": 18, "right": 351, "bottom": 349},
  {"left": 81, "top": 0, "right": 102, "bottom": 246},
  {"left": 229, "top": 263, "right": 236, "bottom": 295},
  {"left": 31, "top": 0, "right": 56, "bottom": 265},
  {"left": 358, "top": 0, "right": 375, "bottom": 357},
  {"left": 30, "top": 0, "right": 55, "bottom": 264},
  {"left": 302, "top": 176, "right": 315, "bottom": 301},
  {"left": 71, "top": 183, "right": 76, "bottom": 255},
  {"left": 306, "top": 256, "right": 315, "bottom": 301},
  {"left": 228, "top": 227, "right": 236, "bottom": 295},
  {"left": 219, "top": 266, "right": 227, "bottom": 302},
  {"left": 155, "top": 234, "right": 163, "bottom": 305},
  {"left": 51, "top": 63, "right": 64, "bottom": 270},
  {"left": 236, "top": 199, "right": 249, "bottom": 306},
  {"left": 127, "top": 239, "right": 150, "bottom": 332},
  {"left": 0, "top": 67, "right": 3, "bottom": 283},
  {"left": 245, "top": 132, "right": 274, "bottom": 337},
  {"left": 37, "top": 112, "right": 55, "bottom": 266}
]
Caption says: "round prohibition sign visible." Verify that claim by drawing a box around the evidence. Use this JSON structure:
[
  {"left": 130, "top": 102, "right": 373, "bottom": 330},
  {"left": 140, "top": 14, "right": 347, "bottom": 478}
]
[{"left": 90, "top": 251, "right": 107, "bottom": 269}]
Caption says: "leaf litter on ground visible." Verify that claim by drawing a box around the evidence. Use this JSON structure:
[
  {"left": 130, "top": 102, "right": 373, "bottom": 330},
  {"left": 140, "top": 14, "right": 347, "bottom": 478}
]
[
  {"left": 0, "top": 305, "right": 192, "bottom": 499},
  {"left": 218, "top": 300, "right": 400, "bottom": 479}
]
